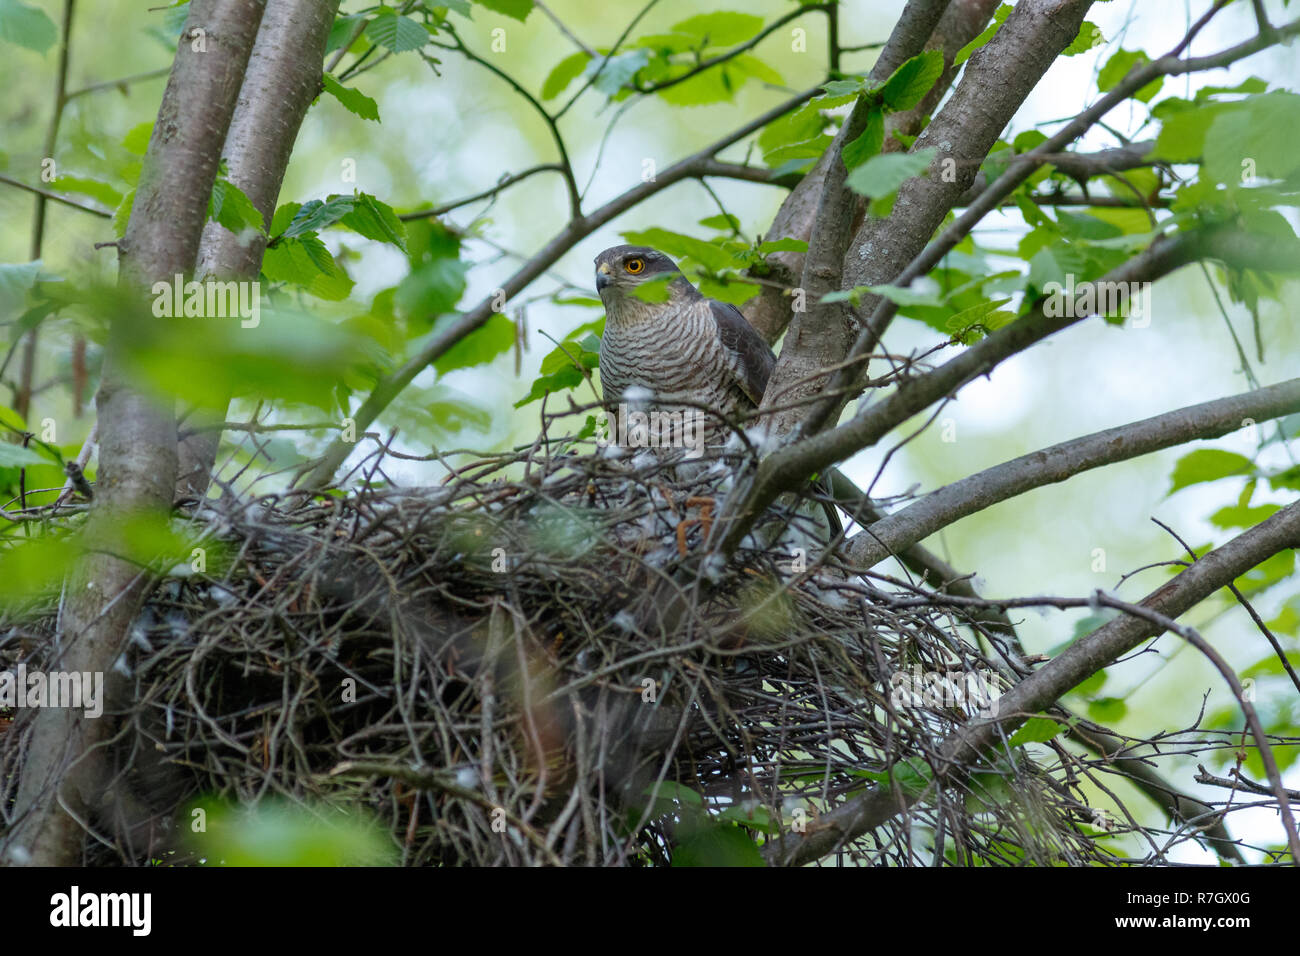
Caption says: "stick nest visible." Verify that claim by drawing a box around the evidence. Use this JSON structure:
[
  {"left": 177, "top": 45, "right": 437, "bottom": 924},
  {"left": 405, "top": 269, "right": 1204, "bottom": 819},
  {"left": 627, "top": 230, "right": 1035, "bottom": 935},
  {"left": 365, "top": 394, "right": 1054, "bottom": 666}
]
[{"left": 2, "top": 444, "right": 1120, "bottom": 866}]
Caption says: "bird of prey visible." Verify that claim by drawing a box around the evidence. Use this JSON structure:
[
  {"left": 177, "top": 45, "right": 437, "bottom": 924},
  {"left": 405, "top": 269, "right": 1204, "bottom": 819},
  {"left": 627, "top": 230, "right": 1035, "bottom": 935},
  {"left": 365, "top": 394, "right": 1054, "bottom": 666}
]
[
  {"left": 594, "top": 243, "right": 841, "bottom": 537},
  {"left": 594, "top": 244, "right": 774, "bottom": 450}
]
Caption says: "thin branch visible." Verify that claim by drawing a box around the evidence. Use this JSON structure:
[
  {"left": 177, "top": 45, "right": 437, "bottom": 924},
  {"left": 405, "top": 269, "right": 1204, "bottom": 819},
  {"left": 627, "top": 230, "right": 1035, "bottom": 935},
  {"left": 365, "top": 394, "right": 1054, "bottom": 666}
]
[
  {"left": 0, "top": 174, "right": 110, "bottom": 218},
  {"left": 63, "top": 66, "right": 168, "bottom": 101},
  {"left": 633, "top": 4, "right": 829, "bottom": 96},
  {"left": 398, "top": 163, "right": 566, "bottom": 221}
]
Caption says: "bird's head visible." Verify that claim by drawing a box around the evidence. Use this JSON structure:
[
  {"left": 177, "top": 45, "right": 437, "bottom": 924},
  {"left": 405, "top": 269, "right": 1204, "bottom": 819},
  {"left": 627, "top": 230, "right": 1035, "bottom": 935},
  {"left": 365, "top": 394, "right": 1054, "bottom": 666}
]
[{"left": 594, "top": 245, "right": 690, "bottom": 305}]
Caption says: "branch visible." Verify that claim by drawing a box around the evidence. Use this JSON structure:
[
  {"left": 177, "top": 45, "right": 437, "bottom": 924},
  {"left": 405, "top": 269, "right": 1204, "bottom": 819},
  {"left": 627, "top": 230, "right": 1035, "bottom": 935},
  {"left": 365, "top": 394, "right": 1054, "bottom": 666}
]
[
  {"left": 63, "top": 66, "right": 169, "bottom": 101},
  {"left": 845, "top": 377, "right": 1300, "bottom": 569},
  {"left": 764, "top": 499, "right": 1300, "bottom": 865}
]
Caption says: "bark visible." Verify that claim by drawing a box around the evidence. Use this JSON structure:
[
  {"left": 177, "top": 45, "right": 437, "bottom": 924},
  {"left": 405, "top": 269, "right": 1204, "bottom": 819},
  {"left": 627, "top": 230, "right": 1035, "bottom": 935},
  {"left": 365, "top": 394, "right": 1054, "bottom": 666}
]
[
  {"left": 176, "top": 0, "right": 341, "bottom": 501},
  {"left": 5, "top": 0, "right": 264, "bottom": 867}
]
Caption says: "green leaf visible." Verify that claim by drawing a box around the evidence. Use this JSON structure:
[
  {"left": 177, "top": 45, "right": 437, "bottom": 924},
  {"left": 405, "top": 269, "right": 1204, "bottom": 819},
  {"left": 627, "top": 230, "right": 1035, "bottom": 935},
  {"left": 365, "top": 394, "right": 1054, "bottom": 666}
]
[
  {"left": 1097, "top": 49, "right": 1162, "bottom": 103},
  {"left": 514, "top": 364, "right": 584, "bottom": 408},
  {"left": 1234, "top": 549, "right": 1295, "bottom": 595},
  {"left": 0, "top": 0, "right": 57, "bottom": 53},
  {"left": 395, "top": 257, "right": 468, "bottom": 321},
  {"left": 433, "top": 312, "right": 515, "bottom": 375},
  {"left": 122, "top": 121, "right": 154, "bottom": 156},
  {"left": 841, "top": 107, "right": 884, "bottom": 170},
  {"left": 320, "top": 73, "right": 380, "bottom": 122},
  {"left": 541, "top": 50, "right": 590, "bottom": 99},
  {"left": 1209, "top": 503, "right": 1280, "bottom": 530},
  {"left": 666, "top": 11, "right": 763, "bottom": 47},
  {"left": 0, "top": 261, "right": 43, "bottom": 314},
  {"left": 845, "top": 148, "right": 937, "bottom": 216},
  {"left": 1062, "top": 21, "right": 1103, "bottom": 57},
  {"left": 756, "top": 237, "right": 808, "bottom": 254},
  {"left": 209, "top": 178, "right": 267, "bottom": 236},
  {"left": 1203, "top": 93, "right": 1300, "bottom": 185},
  {"left": 1008, "top": 717, "right": 1063, "bottom": 747},
  {"left": 475, "top": 0, "right": 532, "bottom": 21},
  {"left": 671, "top": 823, "right": 765, "bottom": 867},
  {"left": 628, "top": 275, "right": 674, "bottom": 303},
  {"left": 953, "top": 3, "right": 1011, "bottom": 65},
  {"left": 364, "top": 9, "right": 427, "bottom": 52},
  {"left": 262, "top": 236, "right": 355, "bottom": 300},
  {"left": 51, "top": 176, "right": 122, "bottom": 209},
  {"left": 0, "top": 443, "right": 49, "bottom": 467},
  {"left": 699, "top": 213, "right": 740, "bottom": 233},
  {"left": 1087, "top": 697, "right": 1127, "bottom": 722},
  {"left": 278, "top": 196, "right": 356, "bottom": 239},
  {"left": 1167, "top": 449, "right": 1254, "bottom": 494},
  {"left": 338, "top": 193, "right": 407, "bottom": 252},
  {"left": 587, "top": 48, "right": 650, "bottom": 96},
  {"left": 1154, "top": 100, "right": 1230, "bottom": 163},
  {"left": 880, "top": 50, "right": 943, "bottom": 111},
  {"left": 112, "top": 188, "right": 136, "bottom": 239}
]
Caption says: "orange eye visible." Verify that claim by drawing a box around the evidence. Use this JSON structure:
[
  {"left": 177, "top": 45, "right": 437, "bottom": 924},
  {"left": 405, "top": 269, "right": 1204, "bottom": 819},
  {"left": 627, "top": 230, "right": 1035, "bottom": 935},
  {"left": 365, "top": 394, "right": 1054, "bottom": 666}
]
[{"left": 625, "top": 258, "right": 645, "bottom": 274}]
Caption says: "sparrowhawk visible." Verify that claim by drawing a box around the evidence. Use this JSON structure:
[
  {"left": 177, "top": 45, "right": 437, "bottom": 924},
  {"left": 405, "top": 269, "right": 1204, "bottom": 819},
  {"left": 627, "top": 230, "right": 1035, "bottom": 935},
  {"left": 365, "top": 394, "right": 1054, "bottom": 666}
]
[
  {"left": 594, "top": 243, "right": 842, "bottom": 536},
  {"left": 594, "top": 244, "right": 774, "bottom": 450}
]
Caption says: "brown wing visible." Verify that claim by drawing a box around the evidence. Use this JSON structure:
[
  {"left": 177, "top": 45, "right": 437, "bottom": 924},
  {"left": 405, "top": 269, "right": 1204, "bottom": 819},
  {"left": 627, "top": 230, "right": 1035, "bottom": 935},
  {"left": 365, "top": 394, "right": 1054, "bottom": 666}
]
[{"left": 708, "top": 299, "right": 775, "bottom": 406}]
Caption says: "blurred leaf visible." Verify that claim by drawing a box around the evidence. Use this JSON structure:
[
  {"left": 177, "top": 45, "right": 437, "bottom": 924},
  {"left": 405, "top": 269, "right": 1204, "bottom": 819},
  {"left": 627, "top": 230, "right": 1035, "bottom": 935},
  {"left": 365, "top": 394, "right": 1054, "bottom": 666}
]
[
  {"left": 1167, "top": 449, "right": 1254, "bottom": 494},
  {"left": 433, "top": 312, "right": 514, "bottom": 375},
  {"left": 0, "top": 0, "right": 56, "bottom": 53},
  {"left": 881, "top": 50, "right": 943, "bottom": 111},
  {"left": 0, "top": 443, "right": 50, "bottom": 467},
  {"left": 671, "top": 823, "right": 765, "bottom": 867},
  {"left": 476, "top": 0, "right": 532, "bottom": 21},
  {"left": 541, "top": 50, "right": 590, "bottom": 99},
  {"left": 364, "top": 9, "right": 426, "bottom": 52},
  {"left": 666, "top": 11, "right": 762, "bottom": 47},
  {"left": 0, "top": 261, "right": 42, "bottom": 315},
  {"left": 1008, "top": 717, "right": 1063, "bottom": 746},
  {"left": 189, "top": 799, "right": 396, "bottom": 866}
]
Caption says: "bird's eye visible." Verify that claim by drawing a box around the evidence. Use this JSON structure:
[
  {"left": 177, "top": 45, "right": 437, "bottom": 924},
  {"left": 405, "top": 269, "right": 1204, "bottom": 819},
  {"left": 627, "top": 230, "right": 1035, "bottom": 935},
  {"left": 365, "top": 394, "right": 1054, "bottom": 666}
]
[{"left": 624, "top": 258, "right": 645, "bottom": 274}]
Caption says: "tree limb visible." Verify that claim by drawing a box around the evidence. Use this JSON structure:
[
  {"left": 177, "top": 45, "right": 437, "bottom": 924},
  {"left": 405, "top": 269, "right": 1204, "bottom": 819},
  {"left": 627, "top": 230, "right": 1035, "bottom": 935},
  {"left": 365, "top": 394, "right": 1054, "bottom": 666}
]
[{"left": 846, "top": 377, "right": 1300, "bottom": 569}]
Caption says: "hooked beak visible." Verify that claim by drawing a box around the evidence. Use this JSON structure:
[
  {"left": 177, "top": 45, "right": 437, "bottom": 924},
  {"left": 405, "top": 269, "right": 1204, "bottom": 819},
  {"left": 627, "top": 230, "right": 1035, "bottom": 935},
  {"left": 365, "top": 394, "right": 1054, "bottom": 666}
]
[{"left": 596, "top": 263, "right": 612, "bottom": 292}]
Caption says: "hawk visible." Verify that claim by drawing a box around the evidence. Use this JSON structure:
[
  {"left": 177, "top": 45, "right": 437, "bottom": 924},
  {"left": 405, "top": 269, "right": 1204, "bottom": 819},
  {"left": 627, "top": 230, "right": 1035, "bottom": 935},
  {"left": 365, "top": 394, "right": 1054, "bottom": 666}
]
[
  {"left": 594, "top": 244, "right": 774, "bottom": 450},
  {"left": 594, "top": 243, "right": 842, "bottom": 536}
]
